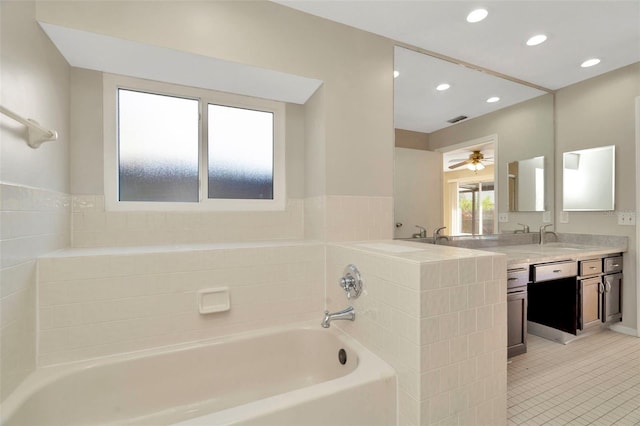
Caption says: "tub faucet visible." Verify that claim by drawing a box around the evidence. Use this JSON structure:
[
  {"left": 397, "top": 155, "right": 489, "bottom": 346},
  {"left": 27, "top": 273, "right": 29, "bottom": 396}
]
[{"left": 321, "top": 306, "right": 355, "bottom": 328}]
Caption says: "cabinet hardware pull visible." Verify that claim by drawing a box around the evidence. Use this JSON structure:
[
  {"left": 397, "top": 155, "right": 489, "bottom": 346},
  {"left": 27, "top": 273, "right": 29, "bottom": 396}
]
[
  {"left": 589, "top": 266, "right": 597, "bottom": 269},
  {"left": 605, "top": 282, "right": 612, "bottom": 293},
  {"left": 507, "top": 277, "right": 518, "bottom": 281},
  {"left": 610, "top": 263, "right": 620, "bottom": 268},
  {"left": 553, "top": 269, "right": 561, "bottom": 273},
  {"left": 599, "top": 283, "right": 605, "bottom": 293}
]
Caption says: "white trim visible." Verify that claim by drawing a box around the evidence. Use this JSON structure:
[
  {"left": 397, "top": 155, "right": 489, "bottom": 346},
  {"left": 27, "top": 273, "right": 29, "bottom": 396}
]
[
  {"left": 103, "top": 73, "right": 286, "bottom": 212},
  {"left": 636, "top": 96, "right": 640, "bottom": 334}
]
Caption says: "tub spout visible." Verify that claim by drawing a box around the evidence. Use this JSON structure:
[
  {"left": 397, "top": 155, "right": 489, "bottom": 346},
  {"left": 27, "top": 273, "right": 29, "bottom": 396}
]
[{"left": 321, "top": 306, "right": 355, "bottom": 328}]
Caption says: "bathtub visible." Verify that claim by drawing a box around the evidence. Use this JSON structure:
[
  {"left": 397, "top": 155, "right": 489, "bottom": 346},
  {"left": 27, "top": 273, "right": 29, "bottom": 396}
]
[{"left": 1, "top": 323, "right": 397, "bottom": 426}]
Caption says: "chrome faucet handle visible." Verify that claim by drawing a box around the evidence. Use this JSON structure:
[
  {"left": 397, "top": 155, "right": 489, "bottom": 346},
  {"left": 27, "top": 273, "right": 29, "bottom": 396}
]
[
  {"left": 339, "top": 264, "right": 363, "bottom": 300},
  {"left": 517, "top": 223, "right": 530, "bottom": 233}
]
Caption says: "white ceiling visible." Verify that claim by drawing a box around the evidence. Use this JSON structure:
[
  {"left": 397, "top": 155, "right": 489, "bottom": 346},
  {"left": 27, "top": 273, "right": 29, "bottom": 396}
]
[{"left": 273, "top": 0, "right": 640, "bottom": 133}]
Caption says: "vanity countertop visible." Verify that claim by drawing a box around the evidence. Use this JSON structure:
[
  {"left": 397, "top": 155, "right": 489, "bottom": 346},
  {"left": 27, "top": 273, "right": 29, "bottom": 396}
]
[{"left": 482, "top": 242, "right": 626, "bottom": 265}]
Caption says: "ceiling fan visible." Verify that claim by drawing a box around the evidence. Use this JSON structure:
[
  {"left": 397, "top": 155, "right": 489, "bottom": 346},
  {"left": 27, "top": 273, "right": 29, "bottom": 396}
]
[{"left": 448, "top": 150, "right": 492, "bottom": 171}]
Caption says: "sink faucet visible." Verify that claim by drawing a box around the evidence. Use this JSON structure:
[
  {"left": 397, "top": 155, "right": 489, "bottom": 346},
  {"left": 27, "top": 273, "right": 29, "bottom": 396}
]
[
  {"left": 539, "top": 224, "right": 553, "bottom": 245},
  {"left": 515, "top": 223, "right": 530, "bottom": 233},
  {"left": 321, "top": 306, "right": 355, "bottom": 328},
  {"left": 413, "top": 225, "right": 427, "bottom": 238},
  {"left": 433, "top": 226, "right": 447, "bottom": 243}
]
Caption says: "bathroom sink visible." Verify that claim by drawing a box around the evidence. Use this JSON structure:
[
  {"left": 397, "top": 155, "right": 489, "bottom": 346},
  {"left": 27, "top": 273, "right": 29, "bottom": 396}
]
[{"left": 396, "top": 237, "right": 435, "bottom": 244}]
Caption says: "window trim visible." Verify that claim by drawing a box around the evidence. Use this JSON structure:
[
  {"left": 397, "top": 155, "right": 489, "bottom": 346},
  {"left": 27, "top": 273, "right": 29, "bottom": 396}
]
[{"left": 103, "top": 73, "right": 286, "bottom": 212}]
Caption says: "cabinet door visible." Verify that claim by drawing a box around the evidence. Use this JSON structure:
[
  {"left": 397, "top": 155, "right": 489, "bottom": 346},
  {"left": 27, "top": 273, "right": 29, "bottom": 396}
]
[
  {"left": 604, "top": 273, "right": 622, "bottom": 323},
  {"left": 507, "top": 290, "right": 527, "bottom": 357},
  {"left": 580, "top": 277, "right": 602, "bottom": 330}
]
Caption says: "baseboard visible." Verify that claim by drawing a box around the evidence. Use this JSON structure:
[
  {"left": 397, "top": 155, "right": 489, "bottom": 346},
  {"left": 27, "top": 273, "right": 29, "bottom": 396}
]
[{"left": 608, "top": 323, "right": 639, "bottom": 337}]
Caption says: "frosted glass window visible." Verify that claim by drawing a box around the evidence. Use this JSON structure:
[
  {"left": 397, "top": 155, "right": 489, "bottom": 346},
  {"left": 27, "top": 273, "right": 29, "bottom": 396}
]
[
  {"left": 208, "top": 104, "right": 274, "bottom": 199},
  {"left": 118, "top": 89, "right": 199, "bottom": 202}
]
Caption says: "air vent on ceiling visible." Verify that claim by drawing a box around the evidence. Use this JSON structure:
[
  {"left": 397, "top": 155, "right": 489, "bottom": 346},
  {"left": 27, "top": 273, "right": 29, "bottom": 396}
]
[{"left": 447, "top": 115, "right": 468, "bottom": 124}]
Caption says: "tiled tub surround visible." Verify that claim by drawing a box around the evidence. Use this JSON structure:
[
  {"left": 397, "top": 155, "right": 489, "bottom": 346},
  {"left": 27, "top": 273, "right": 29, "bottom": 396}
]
[
  {"left": 326, "top": 241, "right": 508, "bottom": 426},
  {"left": 71, "top": 195, "right": 305, "bottom": 247},
  {"left": 0, "top": 183, "right": 70, "bottom": 400},
  {"left": 72, "top": 194, "right": 393, "bottom": 247},
  {"left": 37, "top": 241, "right": 324, "bottom": 366}
]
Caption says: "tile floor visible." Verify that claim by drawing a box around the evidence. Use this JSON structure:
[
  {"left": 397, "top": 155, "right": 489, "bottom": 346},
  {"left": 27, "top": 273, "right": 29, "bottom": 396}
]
[{"left": 508, "top": 330, "right": 640, "bottom": 425}]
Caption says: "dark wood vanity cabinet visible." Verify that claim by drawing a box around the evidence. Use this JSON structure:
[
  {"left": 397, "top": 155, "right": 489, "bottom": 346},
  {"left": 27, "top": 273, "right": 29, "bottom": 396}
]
[
  {"left": 577, "top": 255, "right": 622, "bottom": 332},
  {"left": 507, "top": 266, "right": 528, "bottom": 358}
]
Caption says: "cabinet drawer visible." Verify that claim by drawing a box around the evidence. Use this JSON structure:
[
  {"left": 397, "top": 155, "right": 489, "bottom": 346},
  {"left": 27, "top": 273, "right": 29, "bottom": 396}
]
[
  {"left": 580, "top": 259, "right": 602, "bottom": 276},
  {"left": 507, "top": 266, "right": 529, "bottom": 289},
  {"left": 604, "top": 256, "right": 623, "bottom": 274},
  {"left": 532, "top": 261, "right": 577, "bottom": 282}
]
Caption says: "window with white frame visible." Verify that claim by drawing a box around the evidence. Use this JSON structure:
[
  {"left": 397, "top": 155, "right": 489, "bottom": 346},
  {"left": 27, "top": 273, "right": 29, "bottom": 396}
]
[{"left": 104, "top": 74, "right": 285, "bottom": 211}]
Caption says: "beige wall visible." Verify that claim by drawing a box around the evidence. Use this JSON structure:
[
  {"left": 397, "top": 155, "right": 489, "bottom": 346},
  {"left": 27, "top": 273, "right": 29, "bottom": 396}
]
[
  {"left": 396, "top": 129, "right": 429, "bottom": 150},
  {"left": 36, "top": 0, "right": 395, "bottom": 198},
  {"left": 429, "top": 94, "right": 555, "bottom": 232},
  {"left": 0, "top": 1, "right": 71, "bottom": 401},
  {"left": 555, "top": 62, "right": 640, "bottom": 332}
]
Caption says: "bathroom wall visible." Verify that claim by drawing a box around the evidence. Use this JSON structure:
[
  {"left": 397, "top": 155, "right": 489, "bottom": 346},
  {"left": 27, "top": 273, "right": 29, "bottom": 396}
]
[
  {"left": 37, "top": 242, "right": 324, "bottom": 365},
  {"left": 555, "top": 62, "right": 640, "bottom": 334},
  {"left": 326, "top": 242, "right": 507, "bottom": 425},
  {"left": 36, "top": 0, "right": 395, "bottom": 225},
  {"left": 396, "top": 129, "right": 430, "bottom": 151},
  {"left": 0, "top": 1, "right": 71, "bottom": 400}
]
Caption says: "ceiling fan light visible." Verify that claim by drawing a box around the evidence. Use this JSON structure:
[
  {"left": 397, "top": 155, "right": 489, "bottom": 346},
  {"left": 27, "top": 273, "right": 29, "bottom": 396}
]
[
  {"left": 436, "top": 83, "right": 451, "bottom": 91},
  {"left": 466, "top": 8, "right": 488, "bottom": 23},
  {"left": 467, "top": 162, "right": 485, "bottom": 171}
]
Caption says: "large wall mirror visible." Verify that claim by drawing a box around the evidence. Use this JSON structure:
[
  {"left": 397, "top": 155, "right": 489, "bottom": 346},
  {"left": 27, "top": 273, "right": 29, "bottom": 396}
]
[
  {"left": 393, "top": 46, "right": 555, "bottom": 237},
  {"left": 563, "top": 145, "right": 615, "bottom": 211}
]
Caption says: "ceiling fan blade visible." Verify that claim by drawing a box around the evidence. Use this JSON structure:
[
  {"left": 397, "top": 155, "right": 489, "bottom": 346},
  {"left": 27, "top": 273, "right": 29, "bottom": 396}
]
[
  {"left": 448, "top": 159, "right": 472, "bottom": 169},
  {"left": 448, "top": 158, "right": 469, "bottom": 163}
]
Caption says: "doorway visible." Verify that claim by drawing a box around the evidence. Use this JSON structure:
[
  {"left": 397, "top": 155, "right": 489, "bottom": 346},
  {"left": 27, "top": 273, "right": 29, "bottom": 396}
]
[{"left": 437, "top": 134, "right": 497, "bottom": 236}]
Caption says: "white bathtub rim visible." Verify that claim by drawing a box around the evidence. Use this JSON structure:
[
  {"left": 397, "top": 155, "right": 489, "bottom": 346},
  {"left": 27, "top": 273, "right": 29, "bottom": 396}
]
[{"left": 0, "top": 320, "right": 394, "bottom": 424}]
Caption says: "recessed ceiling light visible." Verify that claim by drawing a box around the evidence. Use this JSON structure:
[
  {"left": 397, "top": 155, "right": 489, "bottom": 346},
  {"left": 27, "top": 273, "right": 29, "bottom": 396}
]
[
  {"left": 526, "top": 34, "right": 547, "bottom": 46},
  {"left": 393, "top": 70, "right": 400, "bottom": 78},
  {"left": 466, "top": 8, "right": 488, "bottom": 23},
  {"left": 581, "top": 58, "right": 601, "bottom": 68},
  {"left": 486, "top": 96, "right": 500, "bottom": 103},
  {"left": 436, "top": 83, "right": 451, "bottom": 91}
]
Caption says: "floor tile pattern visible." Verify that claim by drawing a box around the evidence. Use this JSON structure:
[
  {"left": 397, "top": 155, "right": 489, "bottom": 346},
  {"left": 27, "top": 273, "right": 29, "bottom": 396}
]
[{"left": 508, "top": 330, "right": 640, "bottom": 425}]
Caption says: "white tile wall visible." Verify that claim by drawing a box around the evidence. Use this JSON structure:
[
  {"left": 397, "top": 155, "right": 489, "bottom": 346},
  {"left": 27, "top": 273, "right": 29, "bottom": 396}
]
[
  {"left": 71, "top": 195, "right": 305, "bottom": 247},
  {"left": 325, "top": 195, "right": 394, "bottom": 242},
  {"left": 0, "top": 183, "right": 70, "bottom": 400},
  {"left": 37, "top": 242, "right": 324, "bottom": 365},
  {"left": 326, "top": 242, "right": 508, "bottom": 426}
]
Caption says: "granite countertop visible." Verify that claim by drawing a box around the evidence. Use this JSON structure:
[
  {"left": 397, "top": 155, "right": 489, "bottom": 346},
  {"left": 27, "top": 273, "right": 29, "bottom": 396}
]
[{"left": 481, "top": 242, "right": 626, "bottom": 265}]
